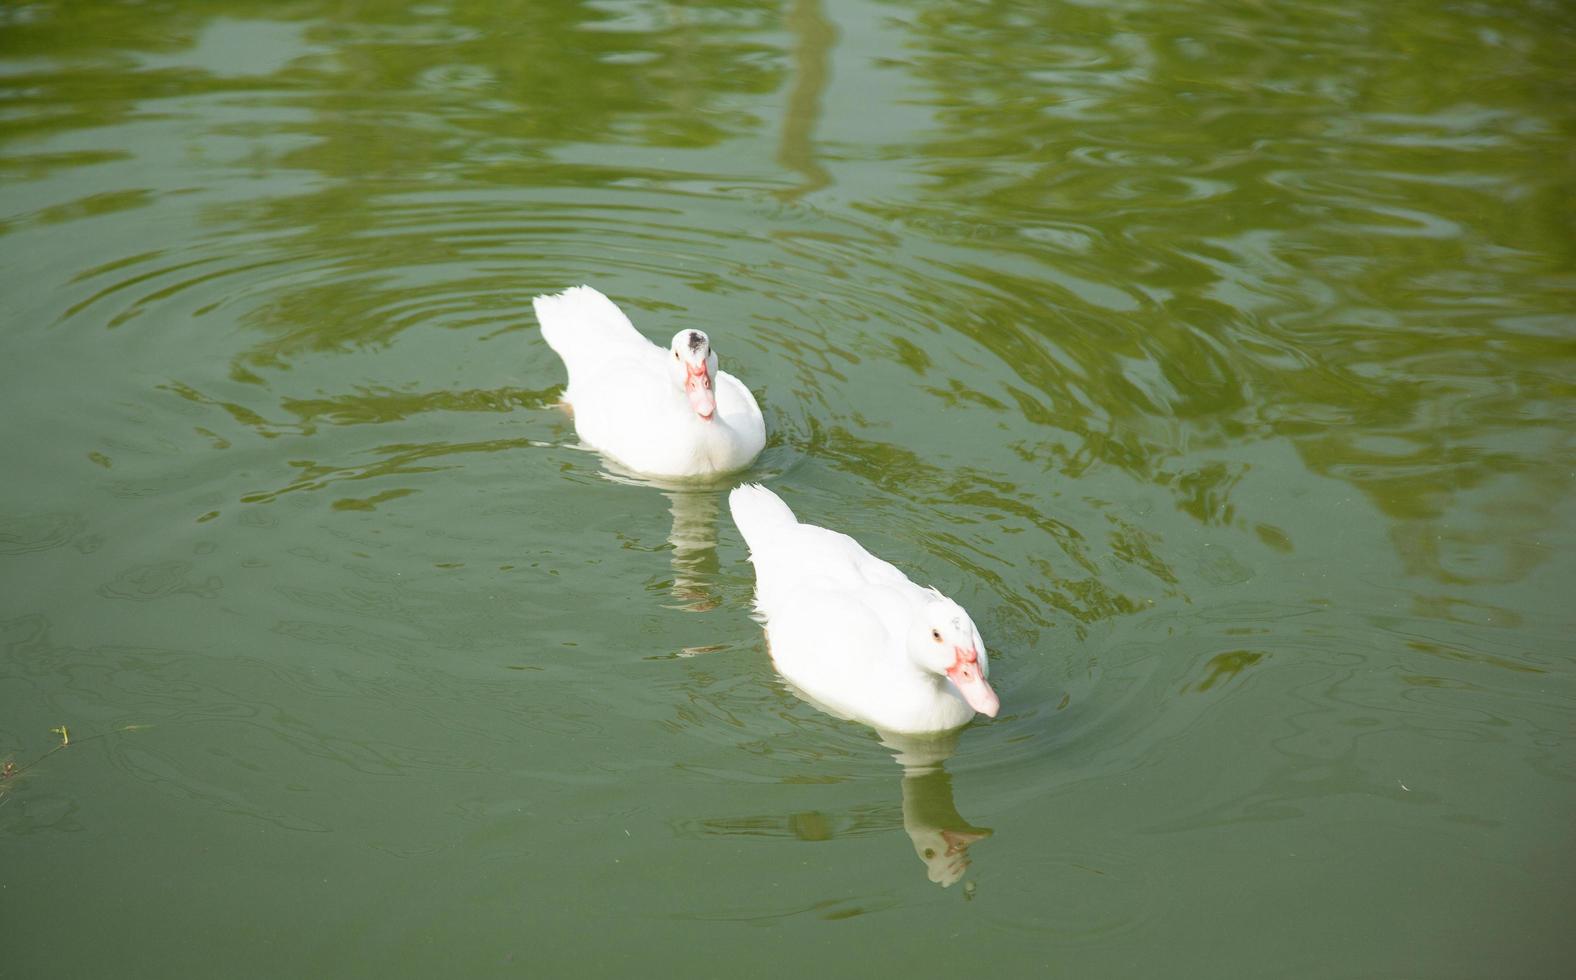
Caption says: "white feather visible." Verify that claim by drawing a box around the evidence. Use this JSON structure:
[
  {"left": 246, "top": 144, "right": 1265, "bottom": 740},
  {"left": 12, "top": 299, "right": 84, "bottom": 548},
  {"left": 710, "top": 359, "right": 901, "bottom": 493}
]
[
  {"left": 533, "top": 286, "right": 766, "bottom": 478},
  {"left": 729, "top": 484, "right": 998, "bottom": 734}
]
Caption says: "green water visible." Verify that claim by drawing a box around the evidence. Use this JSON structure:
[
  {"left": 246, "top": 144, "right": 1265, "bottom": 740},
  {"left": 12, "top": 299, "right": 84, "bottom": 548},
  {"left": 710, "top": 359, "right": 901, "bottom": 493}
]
[{"left": 3, "top": 0, "right": 1573, "bottom": 975}]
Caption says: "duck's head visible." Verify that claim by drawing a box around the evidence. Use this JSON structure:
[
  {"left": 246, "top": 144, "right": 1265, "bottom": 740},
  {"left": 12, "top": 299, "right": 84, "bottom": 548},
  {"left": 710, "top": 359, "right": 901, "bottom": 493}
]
[
  {"left": 910, "top": 592, "right": 999, "bottom": 718},
  {"left": 668, "top": 329, "right": 718, "bottom": 421}
]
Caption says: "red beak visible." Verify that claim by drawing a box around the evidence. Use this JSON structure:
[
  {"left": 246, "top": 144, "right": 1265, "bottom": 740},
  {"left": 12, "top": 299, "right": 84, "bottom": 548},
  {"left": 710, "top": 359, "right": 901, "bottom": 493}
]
[
  {"left": 685, "top": 363, "right": 715, "bottom": 420},
  {"left": 945, "top": 646, "right": 999, "bottom": 717}
]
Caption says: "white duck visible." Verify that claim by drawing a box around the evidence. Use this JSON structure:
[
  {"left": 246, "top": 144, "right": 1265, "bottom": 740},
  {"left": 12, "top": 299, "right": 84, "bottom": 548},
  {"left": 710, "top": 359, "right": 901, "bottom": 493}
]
[
  {"left": 729, "top": 484, "right": 1000, "bottom": 734},
  {"left": 533, "top": 285, "right": 766, "bottom": 479}
]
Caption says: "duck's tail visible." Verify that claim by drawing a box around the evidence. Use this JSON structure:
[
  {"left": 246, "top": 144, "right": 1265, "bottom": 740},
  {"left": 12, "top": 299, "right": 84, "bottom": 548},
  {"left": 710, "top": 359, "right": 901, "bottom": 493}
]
[
  {"left": 729, "top": 483, "right": 798, "bottom": 552},
  {"left": 531, "top": 286, "right": 648, "bottom": 393}
]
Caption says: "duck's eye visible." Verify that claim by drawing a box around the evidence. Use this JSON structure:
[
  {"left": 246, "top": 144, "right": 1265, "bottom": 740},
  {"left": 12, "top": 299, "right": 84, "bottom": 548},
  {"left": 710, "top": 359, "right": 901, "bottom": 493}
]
[{"left": 931, "top": 629, "right": 942, "bottom": 642}]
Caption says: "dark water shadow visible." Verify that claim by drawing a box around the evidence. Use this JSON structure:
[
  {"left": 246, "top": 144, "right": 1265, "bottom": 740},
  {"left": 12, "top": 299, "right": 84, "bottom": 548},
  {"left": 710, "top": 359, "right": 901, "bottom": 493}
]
[{"left": 776, "top": 0, "right": 836, "bottom": 201}]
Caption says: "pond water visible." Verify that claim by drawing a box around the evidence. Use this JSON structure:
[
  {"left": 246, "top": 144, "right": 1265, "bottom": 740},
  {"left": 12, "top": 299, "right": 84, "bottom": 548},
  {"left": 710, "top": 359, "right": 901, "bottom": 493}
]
[{"left": 2, "top": 0, "right": 1573, "bottom": 976}]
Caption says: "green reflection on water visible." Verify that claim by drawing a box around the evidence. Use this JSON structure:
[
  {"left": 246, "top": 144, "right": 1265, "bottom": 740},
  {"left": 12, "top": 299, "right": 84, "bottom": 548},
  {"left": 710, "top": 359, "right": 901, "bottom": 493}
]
[{"left": 2, "top": 0, "right": 1573, "bottom": 976}]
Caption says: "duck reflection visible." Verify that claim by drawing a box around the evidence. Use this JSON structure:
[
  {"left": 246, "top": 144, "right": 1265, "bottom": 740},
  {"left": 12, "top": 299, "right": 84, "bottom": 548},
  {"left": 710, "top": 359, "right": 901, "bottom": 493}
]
[
  {"left": 880, "top": 729, "right": 993, "bottom": 887},
  {"left": 682, "top": 727, "right": 992, "bottom": 889},
  {"left": 587, "top": 455, "right": 727, "bottom": 613},
  {"left": 664, "top": 489, "right": 723, "bottom": 612}
]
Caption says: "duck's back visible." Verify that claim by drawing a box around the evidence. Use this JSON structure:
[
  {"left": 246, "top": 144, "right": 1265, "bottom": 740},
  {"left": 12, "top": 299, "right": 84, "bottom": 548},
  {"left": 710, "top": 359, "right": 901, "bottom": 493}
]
[
  {"left": 731, "top": 485, "right": 910, "bottom": 610},
  {"left": 761, "top": 574, "right": 967, "bottom": 733}
]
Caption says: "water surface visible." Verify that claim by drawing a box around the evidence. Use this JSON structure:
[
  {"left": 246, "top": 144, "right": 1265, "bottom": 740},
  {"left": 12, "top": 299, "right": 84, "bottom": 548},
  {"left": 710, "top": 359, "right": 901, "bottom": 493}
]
[{"left": 3, "top": 0, "right": 1573, "bottom": 976}]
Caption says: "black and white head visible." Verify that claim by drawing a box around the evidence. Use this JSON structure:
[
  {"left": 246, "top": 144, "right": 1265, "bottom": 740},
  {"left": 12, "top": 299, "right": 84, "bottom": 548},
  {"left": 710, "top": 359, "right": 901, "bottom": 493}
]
[{"left": 669, "top": 329, "right": 718, "bottom": 420}]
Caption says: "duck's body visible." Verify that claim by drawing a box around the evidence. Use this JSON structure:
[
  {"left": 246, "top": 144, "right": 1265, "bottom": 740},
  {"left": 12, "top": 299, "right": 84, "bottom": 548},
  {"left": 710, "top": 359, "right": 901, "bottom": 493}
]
[
  {"left": 533, "top": 286, "right": 765, "bottom": 479},
  {"left": 729, "top": 484, "right": 999, "bottom": 734}
]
